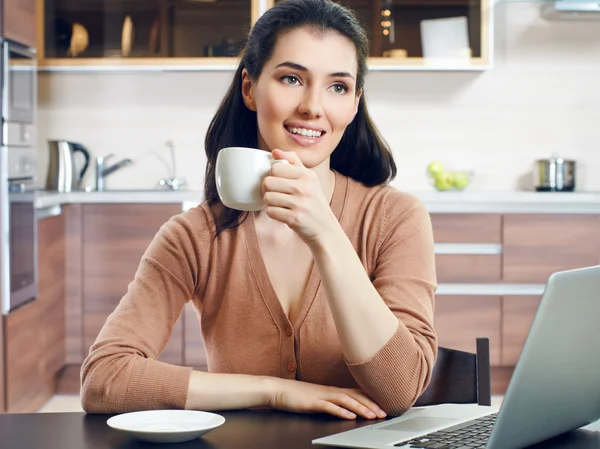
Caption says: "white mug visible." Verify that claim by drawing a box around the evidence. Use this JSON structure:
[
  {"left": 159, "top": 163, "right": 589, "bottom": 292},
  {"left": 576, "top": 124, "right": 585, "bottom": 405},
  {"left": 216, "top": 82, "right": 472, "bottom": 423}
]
[{"left": 215, "top": 147, "right": 288, "bottom": 211}]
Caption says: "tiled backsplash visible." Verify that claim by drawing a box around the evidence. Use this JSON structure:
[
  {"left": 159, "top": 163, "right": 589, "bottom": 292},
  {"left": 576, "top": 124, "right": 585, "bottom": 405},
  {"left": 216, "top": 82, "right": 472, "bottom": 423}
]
[{"left": 36, "top": 2, "right": 600, "bottom": 193}]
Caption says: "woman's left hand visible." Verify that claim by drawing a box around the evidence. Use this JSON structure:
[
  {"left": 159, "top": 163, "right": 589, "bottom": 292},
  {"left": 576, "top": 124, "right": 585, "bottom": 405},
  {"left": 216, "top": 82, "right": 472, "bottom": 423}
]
[{"left": 262, "top": 148, "right": 339, "bottom": 244}]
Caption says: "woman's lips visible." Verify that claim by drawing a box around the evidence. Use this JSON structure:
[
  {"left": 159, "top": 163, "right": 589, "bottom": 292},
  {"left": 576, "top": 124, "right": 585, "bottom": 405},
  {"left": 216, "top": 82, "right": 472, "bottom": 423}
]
[{"left": 284, "top": 126, "right": 325, "bottom": 147}]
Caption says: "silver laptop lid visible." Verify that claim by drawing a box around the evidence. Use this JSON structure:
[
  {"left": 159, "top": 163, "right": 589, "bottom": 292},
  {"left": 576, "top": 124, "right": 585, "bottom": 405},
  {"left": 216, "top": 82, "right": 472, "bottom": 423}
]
[{"left": 488, "top": 265, "right": 600, "bottom": 449}]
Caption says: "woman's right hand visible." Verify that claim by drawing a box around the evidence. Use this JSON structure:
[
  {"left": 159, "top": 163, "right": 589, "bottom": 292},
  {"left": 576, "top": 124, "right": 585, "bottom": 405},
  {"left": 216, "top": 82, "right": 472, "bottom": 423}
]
[{"left": 267, "top": 378, "right": 387, "bottom": 420}]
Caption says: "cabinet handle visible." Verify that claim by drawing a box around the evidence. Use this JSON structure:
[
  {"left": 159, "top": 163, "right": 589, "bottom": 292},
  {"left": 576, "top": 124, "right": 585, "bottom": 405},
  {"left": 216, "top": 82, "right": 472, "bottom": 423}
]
[{"left": 434, "top": 243, "right": 503, "bottom": 255}]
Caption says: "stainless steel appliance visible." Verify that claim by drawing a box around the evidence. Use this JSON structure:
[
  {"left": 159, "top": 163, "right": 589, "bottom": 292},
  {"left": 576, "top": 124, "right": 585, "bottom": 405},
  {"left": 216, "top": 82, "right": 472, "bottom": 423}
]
[
  {"left": 46, "top": 140, "right": 90, "bottom": 192},
  {"left": 0, "top": 39, "right": 38, "bottom": 314},
  {"left": 533, "top": 157, "right": 576, "bottom": 192}
]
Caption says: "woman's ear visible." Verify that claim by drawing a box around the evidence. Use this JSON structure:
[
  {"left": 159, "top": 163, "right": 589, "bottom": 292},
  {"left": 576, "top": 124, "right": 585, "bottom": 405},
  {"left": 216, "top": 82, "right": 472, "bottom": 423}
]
[{"left": 241, "top": 69, "right": 257, "bottom": 112}]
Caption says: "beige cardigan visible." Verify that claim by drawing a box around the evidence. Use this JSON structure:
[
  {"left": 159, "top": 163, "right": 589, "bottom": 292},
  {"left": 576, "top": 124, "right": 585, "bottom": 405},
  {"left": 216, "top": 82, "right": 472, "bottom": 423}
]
[{"left": 81, "top": 171, "right": 438, "bottom": 416}]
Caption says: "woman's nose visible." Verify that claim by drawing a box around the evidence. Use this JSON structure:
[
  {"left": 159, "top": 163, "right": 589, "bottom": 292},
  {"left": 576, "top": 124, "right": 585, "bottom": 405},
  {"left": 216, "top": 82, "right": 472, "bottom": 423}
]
[{"left": 298, "top": 89, "right": 324, "bottom": 118}]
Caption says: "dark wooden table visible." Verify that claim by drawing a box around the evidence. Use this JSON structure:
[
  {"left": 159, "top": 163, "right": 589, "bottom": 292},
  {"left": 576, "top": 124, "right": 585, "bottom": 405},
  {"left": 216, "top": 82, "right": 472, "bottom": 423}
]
[{"left": 1, "top": 410, "right": 599, "bottom": 449}]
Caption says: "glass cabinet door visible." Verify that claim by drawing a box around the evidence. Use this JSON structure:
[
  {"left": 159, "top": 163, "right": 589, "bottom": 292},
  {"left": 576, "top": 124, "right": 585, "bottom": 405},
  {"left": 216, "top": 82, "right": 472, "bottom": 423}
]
[
  {"left": 42, "top": 0, "right": 253, "bottom": 62},
  {"left": 271, "top": 0, "right": 492, "bottom": 70}
]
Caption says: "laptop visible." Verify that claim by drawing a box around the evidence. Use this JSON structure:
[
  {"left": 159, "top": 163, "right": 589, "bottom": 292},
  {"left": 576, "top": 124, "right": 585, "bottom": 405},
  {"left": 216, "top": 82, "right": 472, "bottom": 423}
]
[{"left": 314, "top": 265, "right": 600, "bottom": 449}]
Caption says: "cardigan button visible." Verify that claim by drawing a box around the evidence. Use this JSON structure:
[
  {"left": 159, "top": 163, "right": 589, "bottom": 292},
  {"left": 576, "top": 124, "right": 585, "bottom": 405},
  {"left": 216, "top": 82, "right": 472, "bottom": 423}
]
[
  {"left": 288, "top": 361, "right": 297, "bottom": 372},
  {"left": 286, "top": 328, "right": 293, "bottom": 337}
]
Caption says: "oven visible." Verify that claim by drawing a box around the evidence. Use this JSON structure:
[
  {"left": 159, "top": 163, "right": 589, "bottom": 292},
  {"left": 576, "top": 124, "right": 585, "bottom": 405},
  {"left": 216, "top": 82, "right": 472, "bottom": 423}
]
[{"left": 0, "top": 38, "right": 38, "bottom": 314}]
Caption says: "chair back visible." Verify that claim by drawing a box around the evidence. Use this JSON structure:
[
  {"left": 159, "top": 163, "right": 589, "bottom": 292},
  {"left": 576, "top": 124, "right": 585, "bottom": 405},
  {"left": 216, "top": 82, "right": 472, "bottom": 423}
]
[{"left": 414, "top": 337, "right": 491, "bottom": 407}]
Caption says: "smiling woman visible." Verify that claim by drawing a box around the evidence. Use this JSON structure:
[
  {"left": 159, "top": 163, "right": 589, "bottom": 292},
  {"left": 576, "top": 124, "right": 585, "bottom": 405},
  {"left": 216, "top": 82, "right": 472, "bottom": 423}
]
[{"left": 81, "top": 0, "right": 437, "bottom": 421}]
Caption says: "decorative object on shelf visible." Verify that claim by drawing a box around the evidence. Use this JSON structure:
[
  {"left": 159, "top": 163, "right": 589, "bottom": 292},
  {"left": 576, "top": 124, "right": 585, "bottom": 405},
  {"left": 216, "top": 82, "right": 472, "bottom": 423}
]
[
  {"left": 382, "top": 49, "right": 407, "bottom": 58},
  {"left": 68, "top": 23, "right": 89, "bottom": 57},
  {"left": 426, "top": 161, "right": 474, "bottom": 192},
  {"left": 421, "top": 16, "right": 471, "bottom": 61},
  {"left": 121, "top": 15, "right": 135, "bottom": 57},
  {"left": 380, "top": 0, "right": 395, "bottom": 44},
  {"left": 148, "top": 17, "right": 160, "bottom": 56}
]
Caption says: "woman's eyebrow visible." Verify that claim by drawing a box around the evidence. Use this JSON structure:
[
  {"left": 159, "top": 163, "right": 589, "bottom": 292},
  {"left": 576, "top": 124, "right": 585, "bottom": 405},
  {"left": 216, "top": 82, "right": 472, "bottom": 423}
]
[{"left": 274, "top": 61, "right": 355, "bottom": 81}]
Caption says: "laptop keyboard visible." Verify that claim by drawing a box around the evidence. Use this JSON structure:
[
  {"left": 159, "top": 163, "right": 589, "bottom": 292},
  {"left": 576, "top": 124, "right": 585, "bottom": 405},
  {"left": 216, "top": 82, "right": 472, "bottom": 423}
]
[{"left": 394, "top": 413, "right": 498, "bottom": 449}]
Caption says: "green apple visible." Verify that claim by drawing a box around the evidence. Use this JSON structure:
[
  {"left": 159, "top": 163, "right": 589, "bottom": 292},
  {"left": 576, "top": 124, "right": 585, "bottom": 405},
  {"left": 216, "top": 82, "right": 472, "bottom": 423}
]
[
  {"left": 452, "top": 171, "right": 470, "bottom": 190},
  {"left": 434, "top": 172, "right": 453, "bottom": 191},
  {"left": 427, "top": 161, "right": 445, "bottom": 175}
]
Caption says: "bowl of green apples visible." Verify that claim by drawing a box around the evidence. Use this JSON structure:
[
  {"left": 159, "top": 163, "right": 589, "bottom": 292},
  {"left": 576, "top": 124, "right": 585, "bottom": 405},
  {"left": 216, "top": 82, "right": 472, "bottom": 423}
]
[{"left": 426, "top": 161, "right": 474, "bottom": 192}]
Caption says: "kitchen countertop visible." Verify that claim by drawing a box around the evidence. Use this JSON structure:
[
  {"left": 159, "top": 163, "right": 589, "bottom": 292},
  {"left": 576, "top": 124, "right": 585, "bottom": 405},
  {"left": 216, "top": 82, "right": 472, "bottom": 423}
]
[{"left": 35, "top": 190, "right": 600, "bottom": 214}]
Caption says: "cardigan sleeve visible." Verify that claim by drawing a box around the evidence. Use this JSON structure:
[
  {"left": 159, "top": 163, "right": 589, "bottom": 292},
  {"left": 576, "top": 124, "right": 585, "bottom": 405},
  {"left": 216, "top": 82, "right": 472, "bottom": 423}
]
[
  {"left": 346, "top": 191, "right": 438, "bottom": 416},
  {"left": 80, "top": 210, "right": 208, "bottom": 414}
]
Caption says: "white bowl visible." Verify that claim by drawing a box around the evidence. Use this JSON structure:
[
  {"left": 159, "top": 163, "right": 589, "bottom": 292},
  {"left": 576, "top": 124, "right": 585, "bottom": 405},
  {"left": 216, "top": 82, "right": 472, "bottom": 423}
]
[{"left": 107, "top": 410, "right": 225, "bottom": 443}]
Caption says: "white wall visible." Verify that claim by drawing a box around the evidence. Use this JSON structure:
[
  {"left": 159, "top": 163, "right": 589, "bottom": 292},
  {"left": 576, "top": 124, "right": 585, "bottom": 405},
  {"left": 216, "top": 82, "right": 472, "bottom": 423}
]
[{"left": 36, "top": 2, "right": 600, "bottom": 192}]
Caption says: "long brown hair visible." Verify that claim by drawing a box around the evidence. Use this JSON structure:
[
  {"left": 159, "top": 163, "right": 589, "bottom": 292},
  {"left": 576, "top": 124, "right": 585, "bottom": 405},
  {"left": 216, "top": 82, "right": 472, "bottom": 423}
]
[{"left": 204, "top": 0, "right": 396, "bottom": 236}]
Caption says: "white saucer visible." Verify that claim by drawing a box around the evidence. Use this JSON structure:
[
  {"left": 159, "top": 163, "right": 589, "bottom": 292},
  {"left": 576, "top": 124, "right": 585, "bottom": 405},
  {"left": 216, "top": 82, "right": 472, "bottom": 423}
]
[{"left": 107, "top": 410, "right": 226, "bottom": 443}]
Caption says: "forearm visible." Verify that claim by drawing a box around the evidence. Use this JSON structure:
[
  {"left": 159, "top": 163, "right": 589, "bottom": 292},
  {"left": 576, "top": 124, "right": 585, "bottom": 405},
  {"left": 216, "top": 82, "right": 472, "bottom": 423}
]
[
  {"left": 185, "top": 371, "right": 276, "bottom": 411},
  {"left": 311, "top": 227, "right": 399, "bottom": 364}
]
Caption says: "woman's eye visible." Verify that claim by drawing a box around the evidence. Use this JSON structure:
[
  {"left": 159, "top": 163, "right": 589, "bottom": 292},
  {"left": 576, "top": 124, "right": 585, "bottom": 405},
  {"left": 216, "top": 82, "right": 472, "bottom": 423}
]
[
  {"left": 282, "top": 75, "right": 301, "bottom": 85},
  {"left": 331, "top": 83, "right": 348, "bottom": 94}
]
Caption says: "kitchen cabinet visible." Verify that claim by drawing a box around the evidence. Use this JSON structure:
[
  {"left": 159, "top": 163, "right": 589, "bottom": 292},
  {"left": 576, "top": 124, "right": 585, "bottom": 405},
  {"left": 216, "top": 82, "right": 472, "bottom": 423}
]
[
  {"left": 39, "top": 0, "right": 254, "bottom": 67},
  {"left": 4, "top": 211, "right": 66, "bottom": 413},
  {"left": 81, "top": 204, "right": 184, "bottom": 365},
  {"left": 431, "top": 213, "right": 502, "bottom": 283},
  {"left": 39, "top": 0, "right": 493, "bottom": 70},
  {"left": 503, "top": 214, "right": 600, "bottom": 283},
  {"left": 2, "top": 0, "right": 37, "bottom": 47},
  {"left": 434, "top": 295, "right": 501, "bottom": 367},
  {"left": 502, "top": 296, "right": 541, "bottom": 366},
  {"left": 271, "top": 0, "right": 492, "bottom": 70},
  {"left": 430, "top": 213, "right": 502, "bottom": 243}
]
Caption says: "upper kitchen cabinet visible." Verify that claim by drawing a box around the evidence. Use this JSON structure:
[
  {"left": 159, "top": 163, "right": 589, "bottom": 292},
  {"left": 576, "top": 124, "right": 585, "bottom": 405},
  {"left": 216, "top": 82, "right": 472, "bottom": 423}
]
[
  {"left": 38, "top": 0, "right": 255, "bottom": 68},
  {"left": 2, "top": 0, "right": 37, "bottom": 47},
  {"left": 271, "top": 0, "right": 493, "bottom": 70}
]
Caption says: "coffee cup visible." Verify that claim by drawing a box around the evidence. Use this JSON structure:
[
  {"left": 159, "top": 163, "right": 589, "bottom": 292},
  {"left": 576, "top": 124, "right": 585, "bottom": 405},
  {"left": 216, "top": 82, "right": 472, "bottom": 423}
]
[{"left": 215, "top": 147, "right": 288, "bottom": 211}]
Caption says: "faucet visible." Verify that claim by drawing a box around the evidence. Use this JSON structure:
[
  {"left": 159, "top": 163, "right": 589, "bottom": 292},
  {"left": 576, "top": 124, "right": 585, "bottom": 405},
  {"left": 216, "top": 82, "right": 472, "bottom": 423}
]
[{"left": 95, "top": 153, "right": 133, "bottom": 192}]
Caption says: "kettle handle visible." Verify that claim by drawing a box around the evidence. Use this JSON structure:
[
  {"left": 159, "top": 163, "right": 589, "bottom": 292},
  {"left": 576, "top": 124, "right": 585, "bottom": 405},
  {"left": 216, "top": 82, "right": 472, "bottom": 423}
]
[{"left": 72, "top": 143, "right": 90, "bottom": 181}]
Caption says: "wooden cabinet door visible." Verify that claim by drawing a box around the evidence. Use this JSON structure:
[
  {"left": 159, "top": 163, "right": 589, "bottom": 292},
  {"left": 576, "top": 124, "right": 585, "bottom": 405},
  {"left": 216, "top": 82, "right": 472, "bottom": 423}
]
[
  {"left": 82, "top": 204, "right": 183, "bottom": 364},
  {"left": 4, "top": 298, "right": 44, "bottom": 412},
  {"left": 2, "top": 0, "right": 37, "bottom": 47},
  {"left": 502, "top": 296, "right": 542, "bottom": 366},
  {"left": 434, "top": 295, "right": 501, "bottom": 366},
  {"left": 435, "top": 254, "right": 501, "bottom": 283},
  {"left": 5, "top": 212, "right": 66, "bottom": 413},
  {"left": 431, "top": 214, "right": 502, "bottom": 283},
  {"left": 430, "top": 214, "right": 502, "bottom": 244},
  {"left": 38, "top": 212, "right": 67, "bottom": 391},
  {"left": 503, "top": 215, "right": 600, "bottom": 283}
]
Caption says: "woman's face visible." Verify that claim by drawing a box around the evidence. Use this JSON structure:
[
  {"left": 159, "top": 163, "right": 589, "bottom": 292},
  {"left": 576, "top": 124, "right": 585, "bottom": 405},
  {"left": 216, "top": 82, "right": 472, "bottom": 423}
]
[{"left": 242, "top": 26, "right": 361, "bottom": 169}]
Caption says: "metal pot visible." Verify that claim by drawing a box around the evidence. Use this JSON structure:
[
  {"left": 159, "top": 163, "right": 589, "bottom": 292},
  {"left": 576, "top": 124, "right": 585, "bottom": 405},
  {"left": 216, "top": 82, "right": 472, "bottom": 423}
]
[{"left": 533, "top": 157, "right": 576, "bottom": 192}]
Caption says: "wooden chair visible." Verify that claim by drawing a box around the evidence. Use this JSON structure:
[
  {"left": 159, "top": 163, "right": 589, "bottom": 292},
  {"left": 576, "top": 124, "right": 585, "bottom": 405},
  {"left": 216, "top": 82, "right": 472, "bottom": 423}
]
[{"left": 414, "top": 337, "right": 492, "bottom": 407}]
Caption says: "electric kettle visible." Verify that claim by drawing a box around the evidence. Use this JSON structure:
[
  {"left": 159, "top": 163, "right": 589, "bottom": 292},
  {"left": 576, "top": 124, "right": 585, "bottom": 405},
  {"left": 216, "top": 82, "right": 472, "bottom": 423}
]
[{"left": 46, "top": 140, "right": 90, "bottom": 192}]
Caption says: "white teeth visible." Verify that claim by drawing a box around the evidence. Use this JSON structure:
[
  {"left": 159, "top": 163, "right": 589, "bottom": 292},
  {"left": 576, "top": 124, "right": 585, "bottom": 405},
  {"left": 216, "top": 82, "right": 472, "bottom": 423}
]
[{"left": 287, "top": 126, "right": 322, "bottom": 138}]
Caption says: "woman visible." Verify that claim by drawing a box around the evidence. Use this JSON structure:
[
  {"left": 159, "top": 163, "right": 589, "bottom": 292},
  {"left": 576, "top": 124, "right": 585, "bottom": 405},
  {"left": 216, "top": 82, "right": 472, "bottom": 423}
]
[{"left": 81, "top": 0, "right": 437, "bottom": 419}]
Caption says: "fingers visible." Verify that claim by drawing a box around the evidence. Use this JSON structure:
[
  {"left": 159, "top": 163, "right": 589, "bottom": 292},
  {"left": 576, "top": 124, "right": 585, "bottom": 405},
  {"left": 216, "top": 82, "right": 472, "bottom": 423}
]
[
  {"left": 269, "top": 159, "right": 302, "bottom": 179},
  {"left": 271, "top": 148, "right": 304, "bottom": 167},
  {"left": 317, "top": 400, "right": 357, "bottom": 420},
  {"left": 263, "top": 192, "right": 293, "bottom": 209},
  {"left": 263, "top": 176, "right": 295, "bottom": 195},
  {"left": 329, "top": 394, "right": 379, "bottom": 420},
  {"left": 346, "top": 390, "right": 387, "bottom": 419}
]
